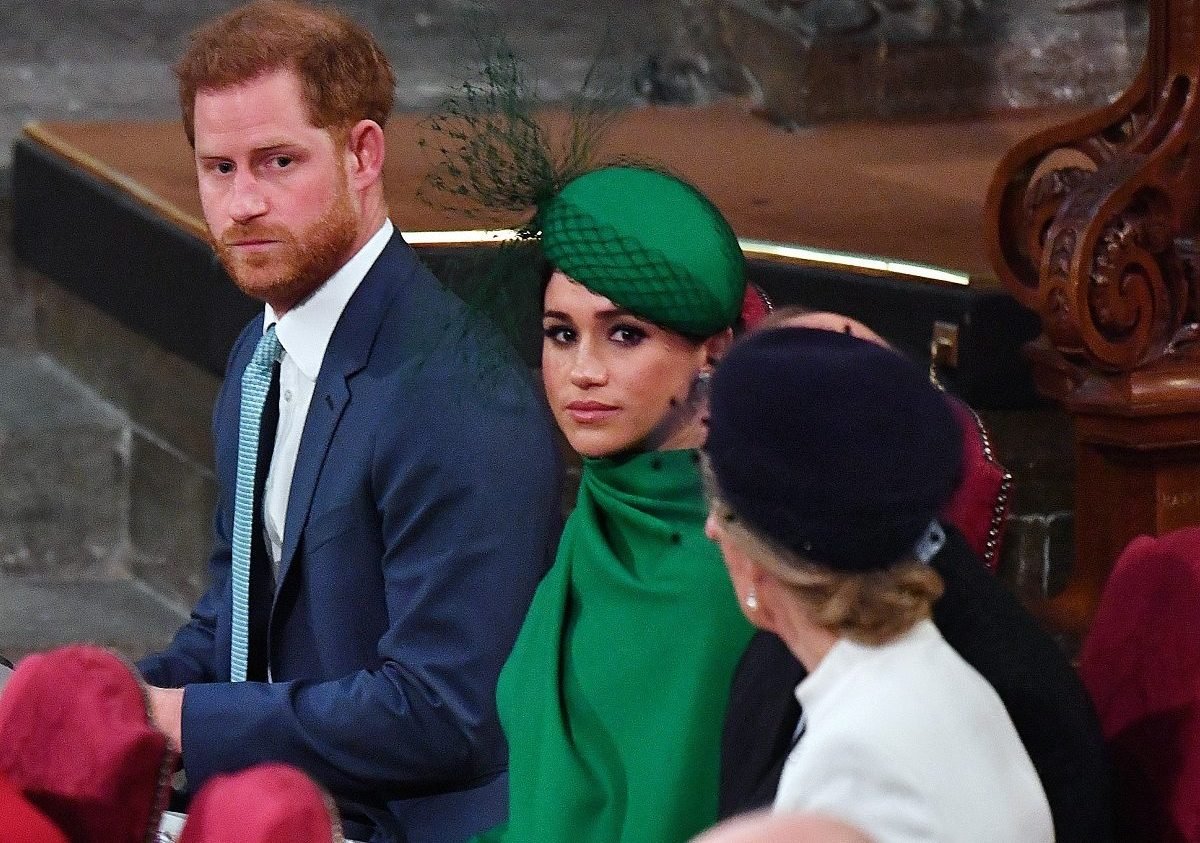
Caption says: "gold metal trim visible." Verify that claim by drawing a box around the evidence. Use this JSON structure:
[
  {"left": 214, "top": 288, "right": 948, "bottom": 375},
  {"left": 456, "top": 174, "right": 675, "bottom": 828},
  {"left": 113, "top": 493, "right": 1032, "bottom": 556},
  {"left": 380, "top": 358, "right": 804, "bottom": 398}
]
[
  {"left": 402, "top": 229, "right": 522, "bottom": 246},
  {"left": 738, "top": 238, "right": 972, "bottom": 287},
  {"left": 403, "top": 230, "right": 974, "bottom": 286}
]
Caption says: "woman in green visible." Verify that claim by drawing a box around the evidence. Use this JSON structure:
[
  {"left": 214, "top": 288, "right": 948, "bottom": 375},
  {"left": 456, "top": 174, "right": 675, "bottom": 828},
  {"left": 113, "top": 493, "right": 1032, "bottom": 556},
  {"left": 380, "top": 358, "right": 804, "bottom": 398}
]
[{"left": 476, "top": 166, "right": 756, "bottom": 842}]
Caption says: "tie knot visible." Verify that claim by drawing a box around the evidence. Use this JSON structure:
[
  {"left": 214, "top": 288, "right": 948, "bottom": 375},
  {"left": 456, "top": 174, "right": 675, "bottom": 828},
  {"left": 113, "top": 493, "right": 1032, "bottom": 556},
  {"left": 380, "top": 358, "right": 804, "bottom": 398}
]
[{"left": 253, "top": 324, "right": 283, "bottom": 369}]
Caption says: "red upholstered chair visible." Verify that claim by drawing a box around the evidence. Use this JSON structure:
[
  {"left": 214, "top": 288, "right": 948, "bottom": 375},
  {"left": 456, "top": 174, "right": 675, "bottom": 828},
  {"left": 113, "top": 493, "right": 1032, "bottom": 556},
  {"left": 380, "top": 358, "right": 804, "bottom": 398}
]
[
  {"left": 0, "top": 645, "right": 173, "bottom": 843},
  {"left": 179, "top": 763, "right": 342, "bottom": 843},
  {"left": 1078, "top": 527, "right": 1200, "bottom": 842},
  {"left": 940, "top": 396, "right": 1012, "bottom": 573},
  {"left": 0, "top": 771, "right": 69, "bottom": 843},
  {"left": 738, "top": 284, "right": 772, "bottom": 332}
]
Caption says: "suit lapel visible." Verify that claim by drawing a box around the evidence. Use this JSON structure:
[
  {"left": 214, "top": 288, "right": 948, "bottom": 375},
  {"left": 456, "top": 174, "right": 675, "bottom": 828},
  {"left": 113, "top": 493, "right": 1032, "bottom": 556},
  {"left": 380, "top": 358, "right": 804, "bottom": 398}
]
[{"left": 273, "top": 233, "right": 408, "bottom": 591}]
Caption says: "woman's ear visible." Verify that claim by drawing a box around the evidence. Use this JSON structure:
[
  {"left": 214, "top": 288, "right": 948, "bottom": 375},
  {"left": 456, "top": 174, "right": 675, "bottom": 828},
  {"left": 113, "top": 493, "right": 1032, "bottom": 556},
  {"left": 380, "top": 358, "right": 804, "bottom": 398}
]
[
  {"left": 710, "top": 518, "right": 778, "bottom": 632},
  {"left": 740, "top": 560, "right": 786, "bottom": 635},
  {"left": 751, "top": 568, "right": 788, "bottom": 636},
  {"left": 702, "top": 327, "right": 735, "bottom": 369}
]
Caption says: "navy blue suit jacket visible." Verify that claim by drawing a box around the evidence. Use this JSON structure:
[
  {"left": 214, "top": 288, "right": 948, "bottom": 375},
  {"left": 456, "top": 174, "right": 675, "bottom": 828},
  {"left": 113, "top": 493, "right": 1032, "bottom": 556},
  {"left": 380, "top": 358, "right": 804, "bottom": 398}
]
[{"left": 140, "top": 233, "right": 562, "bottom": 843}]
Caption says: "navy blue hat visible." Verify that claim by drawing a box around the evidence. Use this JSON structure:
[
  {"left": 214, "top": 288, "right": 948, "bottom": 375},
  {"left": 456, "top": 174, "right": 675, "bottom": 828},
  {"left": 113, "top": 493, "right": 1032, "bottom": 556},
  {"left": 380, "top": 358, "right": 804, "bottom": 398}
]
[{"left": 705, "top": 327, "right": 963, "bottom": 572}]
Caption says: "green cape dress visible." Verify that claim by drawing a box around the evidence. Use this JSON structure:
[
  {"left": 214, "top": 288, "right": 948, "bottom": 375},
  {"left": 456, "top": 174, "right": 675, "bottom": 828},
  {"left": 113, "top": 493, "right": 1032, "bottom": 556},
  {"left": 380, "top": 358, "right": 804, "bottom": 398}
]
[{"left": 478, "top": 448, "right": 754, "bottom": 842}]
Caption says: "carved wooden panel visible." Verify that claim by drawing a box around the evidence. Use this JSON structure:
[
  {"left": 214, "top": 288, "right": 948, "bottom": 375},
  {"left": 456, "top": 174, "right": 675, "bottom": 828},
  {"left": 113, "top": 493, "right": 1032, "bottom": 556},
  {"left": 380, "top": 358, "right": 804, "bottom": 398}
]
[
  {"left": 987, "top": 0, "right": 1200, "bottom": 638},
  {"left": 986, "top": 0, "right": 1200, "bottom": 374}
]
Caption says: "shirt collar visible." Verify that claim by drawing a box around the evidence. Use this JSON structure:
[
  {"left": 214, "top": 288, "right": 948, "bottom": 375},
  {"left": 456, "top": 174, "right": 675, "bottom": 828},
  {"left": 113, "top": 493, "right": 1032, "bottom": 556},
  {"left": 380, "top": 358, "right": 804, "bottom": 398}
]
[
  {"left": 263, "top": 219, "right": 393, "bottom": 379},
  {"left": 793, "top": 618, "right": 937, "bottom": 714}
]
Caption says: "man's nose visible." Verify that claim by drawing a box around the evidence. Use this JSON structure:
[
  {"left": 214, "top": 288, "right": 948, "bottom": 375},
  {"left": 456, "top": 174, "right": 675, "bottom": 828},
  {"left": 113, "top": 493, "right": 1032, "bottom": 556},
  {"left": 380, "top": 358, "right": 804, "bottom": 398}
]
[{"left": 228, "top": 172, "right": 268, "bottom": 222}]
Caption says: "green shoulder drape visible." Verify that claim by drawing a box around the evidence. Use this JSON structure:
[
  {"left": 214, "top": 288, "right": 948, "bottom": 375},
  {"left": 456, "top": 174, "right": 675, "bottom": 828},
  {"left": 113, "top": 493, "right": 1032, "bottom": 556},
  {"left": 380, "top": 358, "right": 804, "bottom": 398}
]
[{"left": 480, "top": 448, "right": 754, "bottom": 842}]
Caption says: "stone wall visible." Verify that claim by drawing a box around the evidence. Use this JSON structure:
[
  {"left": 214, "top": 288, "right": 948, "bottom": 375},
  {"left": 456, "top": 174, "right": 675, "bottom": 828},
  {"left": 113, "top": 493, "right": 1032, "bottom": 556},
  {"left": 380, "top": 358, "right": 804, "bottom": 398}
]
[
  {"left": 27, "top": 268, "right": 219, "bottom": 610},
  {"left": 643, "top": 0, "right": 1146, "bottom": 124},
  {"left": 0, "top": 172, "right": 213, "bottom": 613},
  {"left": 986, "top": 408, "right": 1075, "bottom": 594}
]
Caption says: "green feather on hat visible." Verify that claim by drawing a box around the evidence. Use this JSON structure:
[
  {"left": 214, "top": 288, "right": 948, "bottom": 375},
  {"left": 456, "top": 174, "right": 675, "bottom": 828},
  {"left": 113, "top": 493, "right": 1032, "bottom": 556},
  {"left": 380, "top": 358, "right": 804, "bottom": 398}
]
[{"left": 420, "top": 36, "right": 745, "bottom": 340}]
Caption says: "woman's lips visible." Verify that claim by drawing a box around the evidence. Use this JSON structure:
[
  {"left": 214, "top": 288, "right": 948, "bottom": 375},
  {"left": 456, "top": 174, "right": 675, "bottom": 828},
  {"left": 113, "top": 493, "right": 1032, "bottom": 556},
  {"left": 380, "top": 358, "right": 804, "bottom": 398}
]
[{"left": 565, "top": 400, "right": 619, "bottom": 423}]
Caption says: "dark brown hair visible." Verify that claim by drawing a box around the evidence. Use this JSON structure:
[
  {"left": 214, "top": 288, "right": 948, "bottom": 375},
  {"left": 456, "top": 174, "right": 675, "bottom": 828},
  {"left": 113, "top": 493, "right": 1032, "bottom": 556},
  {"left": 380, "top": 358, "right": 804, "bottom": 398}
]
[{"left": 176, "top": 0, "right": 395, "bottom": 146}]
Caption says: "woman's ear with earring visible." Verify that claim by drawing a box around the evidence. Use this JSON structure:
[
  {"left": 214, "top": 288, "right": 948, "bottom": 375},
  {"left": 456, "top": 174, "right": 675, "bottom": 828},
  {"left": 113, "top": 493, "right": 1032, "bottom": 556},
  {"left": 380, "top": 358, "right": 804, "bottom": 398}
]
[
  {"left": 703, "top": 327, "right": 735, "bottom": 368},
  {"left": 693, "top": 328, "right": 731, "bottom": 411},
  {"left": 744, "top": 565, "right": 786, "bottom": 634}
]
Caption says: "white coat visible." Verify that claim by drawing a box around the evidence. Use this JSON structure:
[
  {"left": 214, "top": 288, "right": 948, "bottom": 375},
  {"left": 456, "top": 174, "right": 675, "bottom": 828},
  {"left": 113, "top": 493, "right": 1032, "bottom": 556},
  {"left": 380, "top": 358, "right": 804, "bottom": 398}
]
[{"left": 774, "top": 619, "right": 1053, "bottom": 842}]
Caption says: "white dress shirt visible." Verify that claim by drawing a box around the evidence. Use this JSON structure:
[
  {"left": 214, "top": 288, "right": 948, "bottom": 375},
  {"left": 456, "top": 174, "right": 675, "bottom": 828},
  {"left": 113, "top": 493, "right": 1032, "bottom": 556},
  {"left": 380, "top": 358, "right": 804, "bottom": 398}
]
[
  {"left": 261, "top": 219, "right": 393, "bottom": 571},
  {"left": 773, "top": 619, "right": 1053, "bottom": 843}
]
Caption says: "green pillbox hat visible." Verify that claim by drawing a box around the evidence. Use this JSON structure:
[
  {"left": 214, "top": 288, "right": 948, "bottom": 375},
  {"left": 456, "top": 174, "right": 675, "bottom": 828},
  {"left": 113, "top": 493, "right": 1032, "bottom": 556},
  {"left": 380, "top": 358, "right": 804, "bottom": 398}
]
[{"left": 538, "top": 167, "right": 745, "bottom": 337}]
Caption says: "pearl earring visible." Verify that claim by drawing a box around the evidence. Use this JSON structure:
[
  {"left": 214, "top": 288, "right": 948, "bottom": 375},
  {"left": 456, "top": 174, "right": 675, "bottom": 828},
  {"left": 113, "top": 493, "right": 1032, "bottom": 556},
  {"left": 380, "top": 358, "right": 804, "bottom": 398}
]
[{"left": 745, "top": 590, "right": 758, "bottom": 611}]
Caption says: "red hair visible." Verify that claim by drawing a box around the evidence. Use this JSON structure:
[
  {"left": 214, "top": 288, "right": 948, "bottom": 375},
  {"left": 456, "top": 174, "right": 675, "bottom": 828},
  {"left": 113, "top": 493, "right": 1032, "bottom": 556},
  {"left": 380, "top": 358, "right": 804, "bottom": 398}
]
[{"left": 176, "top": 0, "right": 394, "bottom": 145}]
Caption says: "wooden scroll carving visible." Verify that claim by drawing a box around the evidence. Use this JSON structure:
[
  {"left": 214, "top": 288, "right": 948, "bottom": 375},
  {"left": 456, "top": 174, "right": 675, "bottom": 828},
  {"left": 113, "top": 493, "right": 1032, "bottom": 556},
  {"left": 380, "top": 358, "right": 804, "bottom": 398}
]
[{"left": 985, "top": 0, "right": 1200, "bottom": 639}]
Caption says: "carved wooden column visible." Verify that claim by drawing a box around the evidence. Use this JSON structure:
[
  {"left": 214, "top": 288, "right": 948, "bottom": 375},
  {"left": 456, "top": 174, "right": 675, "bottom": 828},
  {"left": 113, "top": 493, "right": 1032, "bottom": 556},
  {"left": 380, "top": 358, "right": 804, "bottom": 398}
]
[{"left": 985, "top": 0, "right": 1200, "bottom": 639}]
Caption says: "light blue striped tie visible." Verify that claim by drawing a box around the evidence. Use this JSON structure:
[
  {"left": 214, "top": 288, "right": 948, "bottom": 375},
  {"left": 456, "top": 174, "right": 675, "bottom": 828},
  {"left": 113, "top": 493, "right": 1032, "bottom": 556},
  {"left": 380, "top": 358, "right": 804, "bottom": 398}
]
[{"left": 230, "top": 325, "right": 282, "bottom": 682}]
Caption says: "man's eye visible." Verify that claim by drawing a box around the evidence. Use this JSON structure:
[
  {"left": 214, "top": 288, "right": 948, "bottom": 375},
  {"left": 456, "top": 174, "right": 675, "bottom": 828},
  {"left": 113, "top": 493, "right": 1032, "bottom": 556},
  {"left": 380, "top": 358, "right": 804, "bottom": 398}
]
[
  {"left": 272, "top": 155, "right": 293, "bottom": 168},
  {"left": 216, "top": 161, "right": 234, "bottom": 174}
]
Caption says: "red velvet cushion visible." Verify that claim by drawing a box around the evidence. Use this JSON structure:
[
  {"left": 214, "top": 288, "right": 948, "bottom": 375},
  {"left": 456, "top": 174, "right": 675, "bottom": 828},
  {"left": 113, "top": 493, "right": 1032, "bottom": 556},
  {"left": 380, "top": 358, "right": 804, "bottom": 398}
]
[
  {"left": 0, "top": 645, "right": 172, "bottom": 843},
  {"left": 0, "top": 771, "right": 69, "bottom": 843},
  {"left": 179, "top": 763, "right": 340, "bottom": 843},
  {"left": 940, "top": 397, "right": 1011, "bottom": 572},
  {"left": 1079, "top": 527, "right": 1200, "bottom": 841}
]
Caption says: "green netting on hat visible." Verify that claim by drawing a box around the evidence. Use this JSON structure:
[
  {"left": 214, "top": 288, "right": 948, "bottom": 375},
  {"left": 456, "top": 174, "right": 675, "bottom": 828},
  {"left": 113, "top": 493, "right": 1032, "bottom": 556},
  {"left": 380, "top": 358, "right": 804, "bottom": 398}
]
[
  {"left": 417, "top": 29, "right": 634, "bottom": 227},
  {"left": 538, "top": 167, "right": 745, "bottom": 337}
]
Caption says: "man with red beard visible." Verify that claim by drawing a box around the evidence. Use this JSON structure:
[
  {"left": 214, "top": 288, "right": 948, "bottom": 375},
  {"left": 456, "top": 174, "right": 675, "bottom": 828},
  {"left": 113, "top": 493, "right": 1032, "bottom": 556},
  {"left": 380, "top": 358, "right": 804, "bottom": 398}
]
[{"left": 135, "top": 4, "right": 562, "bottom": 842}]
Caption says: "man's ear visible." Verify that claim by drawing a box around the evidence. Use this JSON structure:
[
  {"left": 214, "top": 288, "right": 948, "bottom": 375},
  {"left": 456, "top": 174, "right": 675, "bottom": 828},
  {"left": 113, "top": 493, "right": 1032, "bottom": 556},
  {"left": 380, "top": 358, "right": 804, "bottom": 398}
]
[{"left": 345, "top": 119, "right": 385, "bottom": 189}]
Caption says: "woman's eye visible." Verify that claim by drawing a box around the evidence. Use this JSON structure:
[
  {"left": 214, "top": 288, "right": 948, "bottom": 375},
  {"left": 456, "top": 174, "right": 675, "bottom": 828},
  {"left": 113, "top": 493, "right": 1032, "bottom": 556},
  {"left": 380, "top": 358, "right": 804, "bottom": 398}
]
[
  {"left": 611, "top": 325, "right": 647, "bottom": 345},
  {"left": 543, "top": 325, "right": 574, "bottom": 344},
  {"left": 271, "top": 155, "right": 293, "bottom": 168},
  {"left": 215, "top": 161, "right": 234, "bottom": 175}
]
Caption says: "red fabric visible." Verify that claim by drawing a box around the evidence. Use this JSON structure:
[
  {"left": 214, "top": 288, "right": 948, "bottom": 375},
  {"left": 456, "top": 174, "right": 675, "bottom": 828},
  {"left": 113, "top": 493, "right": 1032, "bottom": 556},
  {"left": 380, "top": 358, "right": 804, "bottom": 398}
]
[
  {"left": 738, "top": 284, "right": 771, "bottom": 331},
  {"left": 0, "top": 772, "right": 69, "bottom": 843},
  {"left": 179, "top": 763, "right": 340, "bottom": 843},
  {"left": 939, "top": 397, "right": 1010, "bottom": 572},
  {"left": 1079, "top": 527, "right": 1200, "bottom": 842},
  {"left": 0, "top": 645, "right": 172, "bottom": 843}
]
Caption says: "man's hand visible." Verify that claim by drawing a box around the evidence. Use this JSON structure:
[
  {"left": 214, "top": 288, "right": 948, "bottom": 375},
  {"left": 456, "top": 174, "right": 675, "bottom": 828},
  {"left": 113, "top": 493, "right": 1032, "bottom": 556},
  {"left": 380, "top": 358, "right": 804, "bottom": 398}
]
[{"left": 146, "top": 685, "right": 184, "bottom": 752}]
